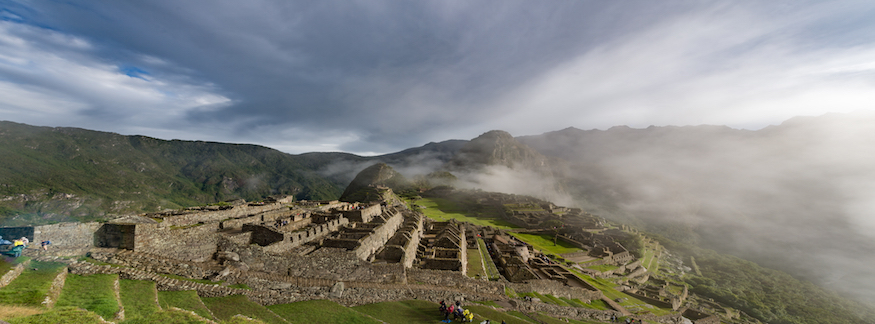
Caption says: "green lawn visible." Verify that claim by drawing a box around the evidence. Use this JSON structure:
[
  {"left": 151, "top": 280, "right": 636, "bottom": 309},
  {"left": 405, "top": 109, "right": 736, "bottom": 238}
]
[
  {"left": 508, "top": 233, "right": 581, "bottom": 255},
  {"left": 201, "top": 294, "right": 287, "bottom": 324},
  {"left": 55, "top": 274, "right": 119, "bottom": 320},
  {"left": 530, "top": 312, "right": 604, "bottom": 324},
  {"left": 119, "top": 279, "right": 160, "bottom": 321},
  {"left": 641, "top": 242, "right": 660, "bottom": 273},
  {"left": 565, "top": 268, "right": 671, "bottom": 316},
  {"left": 466, "top": 248, "right": 487, "bottom": 279},
  {"left": 586, "top": 264, "right": 619, "bottom": 272},
  {"left": 476, "top": 239, "right": 500, "bottom": 280},
  {"left": 157, "top": 290, "right": 214, "bottom": 320},
  {"left": 6, "top": 306, "right": 107, "bottom": 324},
  {"left": 465, "top": 305, "right": 535, "bottom": 324},
  {"left": 415, "top": 198, "right": 519, "bottom": 229},
  {"left": 268, "top": 299, "right": 380, "bottom": 324},
  {"left": 0, "top": 261, "right": 66, "bottom": 306},
  {"left": 352, "top": 300, "right": 441, "bottom": 324},
  {"left": 119, "top": 308, "right": 211, "bottom": 324}
]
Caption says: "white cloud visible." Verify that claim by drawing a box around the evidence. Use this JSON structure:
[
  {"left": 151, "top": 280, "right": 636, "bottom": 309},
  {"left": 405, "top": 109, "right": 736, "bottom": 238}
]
[
  {"left": 486, "top": 4, "right": 875, "bottom": 134},
  {"left": 0, "top": 20, "right": 231, "bottom": 133}
]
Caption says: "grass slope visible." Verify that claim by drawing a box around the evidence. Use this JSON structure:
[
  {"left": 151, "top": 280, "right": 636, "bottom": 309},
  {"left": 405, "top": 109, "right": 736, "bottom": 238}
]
[
  {"left": 416, "top": 197, "right": 518, "bottom": 229},
  {"left": 201, "top": 294, "right": 287, "bottom": 324},
  {"left": 0, "top": 261, "right": 66, "bottom": 306},
  {"left": 157, "top": 290, "right": 214, "bottom": 320},
  {"left": 6, "top": 306, "right": 107, "bottom": 324},
  {"left": 508, "top": 233, "right": 581, "bottom": 255},
  {"left": 55, "top": 274, "right": 119, "bottom": 320},
  {"left": 352, "top": 300, "right": 442, "bottom": 324},
  {"left": 118, "top": 279, "right": 159, "bottom": 321},
  {"left": 268, "top": 299, "right": 380, "bottom": 324}
]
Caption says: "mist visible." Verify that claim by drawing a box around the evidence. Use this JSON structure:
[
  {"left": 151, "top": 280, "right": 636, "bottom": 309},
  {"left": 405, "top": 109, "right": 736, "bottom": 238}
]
[{"left": 518, "top": 112, "right": 875, "bottom": 305}]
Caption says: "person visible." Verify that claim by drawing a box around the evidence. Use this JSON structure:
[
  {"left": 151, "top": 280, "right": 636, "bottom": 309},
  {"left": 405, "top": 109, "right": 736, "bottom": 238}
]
[
  {"left": 479, "top": 320, "right": 490, "bottom": 324},
  {"left": 41, "top": 240, "right": 51, "bottom": 251},
  {"left": 443, "top": 304, "right": 454, "bottom": 323},
  {"left": 464, "top": 309, "right": 474, "bottom": 322}
]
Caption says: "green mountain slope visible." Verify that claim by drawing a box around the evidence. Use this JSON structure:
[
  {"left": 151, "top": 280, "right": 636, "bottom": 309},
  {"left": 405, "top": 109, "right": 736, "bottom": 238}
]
[{"left": 0, "top": 121, "right": 343, "bottom": 225}]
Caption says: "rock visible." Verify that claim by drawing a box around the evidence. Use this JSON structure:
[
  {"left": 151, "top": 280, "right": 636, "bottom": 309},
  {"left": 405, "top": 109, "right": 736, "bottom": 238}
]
[
  {"left": 330, "top": 281, "right": 345, "bottom": 298},
  {"left": 216, "top": 251, "right": 240, "bottom": 263},
  {"left": 270, "top": 282, "right": 293, "bottom": 290},
  {"left": 229, "top": 261, "right": 249, "bottom": 271}
]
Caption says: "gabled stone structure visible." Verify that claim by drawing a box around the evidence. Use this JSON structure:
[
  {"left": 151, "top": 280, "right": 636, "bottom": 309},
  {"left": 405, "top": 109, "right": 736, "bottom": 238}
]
[{"left": 418, "top": 220, "right": 467, "bottom": 274}]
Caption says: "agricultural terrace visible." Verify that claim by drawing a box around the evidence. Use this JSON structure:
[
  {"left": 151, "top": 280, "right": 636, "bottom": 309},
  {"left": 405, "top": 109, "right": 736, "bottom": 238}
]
[
  {"left": 411, "top": 197, "right": 518, "bottom": 229},
  {"left": 507, "top": 233, "right": 581, "bottom": 255}
]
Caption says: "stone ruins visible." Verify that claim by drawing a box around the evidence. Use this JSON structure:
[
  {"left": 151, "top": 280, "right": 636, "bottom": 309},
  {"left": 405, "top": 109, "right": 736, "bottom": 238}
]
[{"left": 0, "top": 186, "right": 719, "bottom": 324}]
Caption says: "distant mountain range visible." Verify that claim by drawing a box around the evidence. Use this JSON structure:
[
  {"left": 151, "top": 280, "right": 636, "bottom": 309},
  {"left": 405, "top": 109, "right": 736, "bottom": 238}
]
[{"left": 3, "top": 112, "right": 875, "bottom": 308}]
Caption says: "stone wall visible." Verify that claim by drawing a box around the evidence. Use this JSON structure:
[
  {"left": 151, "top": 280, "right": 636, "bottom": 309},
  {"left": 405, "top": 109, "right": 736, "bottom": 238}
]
[
  {"left": 32, "top": 222, "right": 102, "bottom": 255},
  {"left": 134, "top": 223, "right": 219, "bottom": 262},
  {"left": 340, "top": 204, "right": 382, "bottom": 223},
  {"left": 153, "top": 202, "right": 291, "bottom": 227},
  {"left": 353, "top": 211, "right": 404, "bottom": 260},
  {"left": 251, "top": 216, "right": 348, "bottom": 254},
  {"left": 0, "top": 260, "right": 28, "bottom": 288},
  {"left": 0, "top": 226, "right": 34, "bottom": 243}
]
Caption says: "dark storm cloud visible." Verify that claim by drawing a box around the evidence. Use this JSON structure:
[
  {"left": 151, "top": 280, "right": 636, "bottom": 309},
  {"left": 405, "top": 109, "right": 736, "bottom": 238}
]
[{"left": 2, "top": 0, "right": 875, "bottom": 154}]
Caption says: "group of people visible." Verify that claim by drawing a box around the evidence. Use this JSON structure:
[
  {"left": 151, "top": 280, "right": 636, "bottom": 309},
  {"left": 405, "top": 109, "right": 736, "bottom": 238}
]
[
  {"left": 274, "top": 219, "right": 289, "bottom": 227},
  {"left": 0, "top": 236, "right": 50, "bottom": 257},
  {"left": 438, "top": 301, "right": 507, "bottom": 324}
]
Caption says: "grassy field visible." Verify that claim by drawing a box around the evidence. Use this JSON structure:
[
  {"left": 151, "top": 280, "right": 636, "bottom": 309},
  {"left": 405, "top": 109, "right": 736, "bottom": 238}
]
[
  {"left": 119, "top": 308, "right": 212, "bottom": 324},
  {"left": 201, "top": 294, "right": 287, "bottom": 324},
  {"left": 352, "top": 300, "right": 440, "bottom": 324},
  {"left": 55, "top": 274, "right": 119, "bottom": 320},
  {"left": 118, "top": 279, "right": 159, "bottom": 321},
  {"left": 6, "top": 306, "right": 107, "bottom": 324},
  {"left": 476, "top": 238, "right": 501, "bottom": 280},
  {"left": 508, "top": 233, "right": 581, "bottom": 255},
  {"left": 530, "top": 312, "right": 605, "bottom": 324},
  {"left": 0, "top": 261, "right": 66, "bottom": 306},
  {"left": 268, "top": 299, "right": 380, "bottom": 324},
  {"left": 565, "top": 267, "right": 672, "bottom": 316},
  {"left": 586, "top": 264, "right": 620, "bottom": 272},
  {"left": 466, "top": 248, "right": 487, "bottom": 279},
  {"left": 641, "top": 241, "right": 660, "bottom": 273},
  {"left": 157, "top": 290, "right": 214, "bottom": 320},
  {"left": 414, "top": 198, "right": 519, "bottom": 229}
]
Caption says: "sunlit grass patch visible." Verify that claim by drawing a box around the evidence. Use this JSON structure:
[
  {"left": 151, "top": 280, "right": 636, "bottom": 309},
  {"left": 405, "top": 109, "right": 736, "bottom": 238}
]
[
  {"left": 0, "top": 305, "right": 44, "bottom": 321},
  {"left": 119, "top": 308, "right": 212, "bottom": 324},
  {"left": 119, "top": 279, "right": 159, "bottom": 321},
  {"left": 55, "top": 274, "right": 119, "bottom": 320},
  {"left": 352, "top": 300, "right": 441, "bottom": 324},
  {"left": 157, "top": 290, "right": 214, "bottom": 320},
  {"left": 466, "top": 248, "right": 487, "bottom": 279},
  {"left": 268, "top": 299, "right": 380, "bottom": 324},
  {"left": 0, "top": 261, "right": 66, "bottom": 306},
  {"left": 201, "top": 294, "right": 286, "bottom": 324},
  {"left": 6, "top": 306, "right": 106, "bottom": 324},
  {"left": 476, "top": 239, "right": 500, "bottom": 280},
  {"left": 508, "top": 233, "right": 581, "bottom": 255},
  {"left": 415, "top": 198, "right": 519, "bottom": 229}
]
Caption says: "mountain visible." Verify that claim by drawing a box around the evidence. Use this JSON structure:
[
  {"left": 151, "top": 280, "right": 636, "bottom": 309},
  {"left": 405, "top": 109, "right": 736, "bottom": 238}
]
[
  {"left": 443, "top": 130, "right": 571, "bottom": 205},
  {"left": 339, "top": 163, "right": 409, "bottom": 203},
  {"left": 0, "top": 121, "right": 466, "bottom": 225}
]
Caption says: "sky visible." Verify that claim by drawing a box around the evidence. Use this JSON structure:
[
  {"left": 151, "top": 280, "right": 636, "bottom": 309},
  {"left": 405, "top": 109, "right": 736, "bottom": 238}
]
[{"left": 1, "top": 0, "right": 875, "bottom": 155}]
